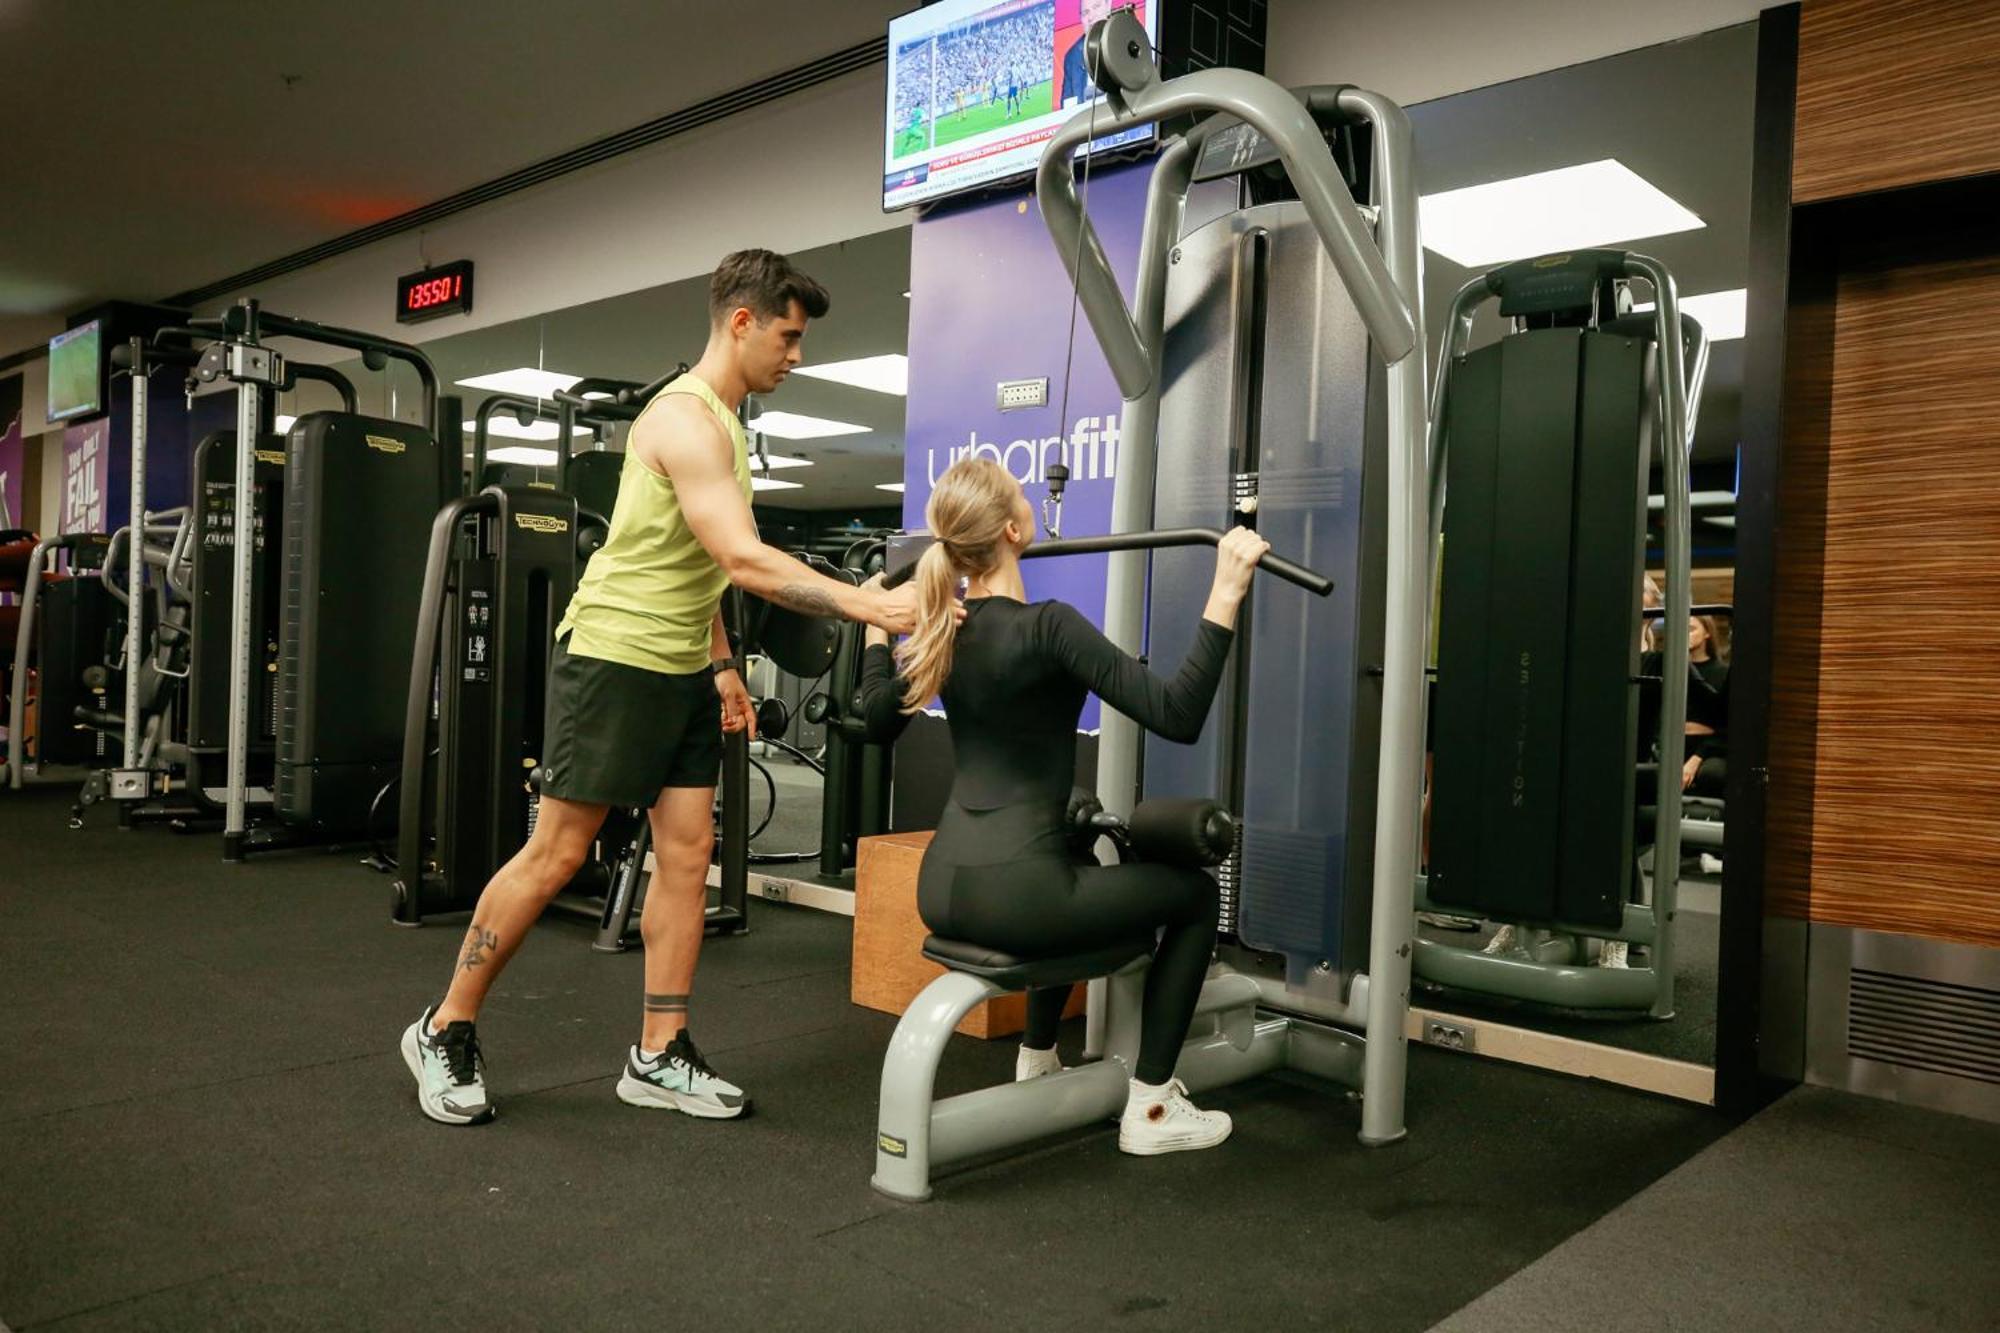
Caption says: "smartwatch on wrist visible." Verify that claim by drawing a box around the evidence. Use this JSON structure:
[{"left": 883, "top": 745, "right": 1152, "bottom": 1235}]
[{"left": 711, "top": 656, "right": 743, "bottom": 677}]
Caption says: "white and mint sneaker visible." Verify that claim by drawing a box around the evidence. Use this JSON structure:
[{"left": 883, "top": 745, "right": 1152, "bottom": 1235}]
[
  {"left": 616, "top": 1031, "right": 748, "bottom": 1119},
  {"left": 400, "top": 1004, "right": 493, "bottom": 1126}
]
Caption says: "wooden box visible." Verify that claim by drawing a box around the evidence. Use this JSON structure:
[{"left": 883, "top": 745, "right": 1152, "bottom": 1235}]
[{"left": 852, "top": 829, "right": 1084, "bottom": 1039}]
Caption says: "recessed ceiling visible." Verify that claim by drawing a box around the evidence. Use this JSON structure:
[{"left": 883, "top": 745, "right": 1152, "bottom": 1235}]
[{"left": 0, "top": 0, "right": 907, "bottom": 355}]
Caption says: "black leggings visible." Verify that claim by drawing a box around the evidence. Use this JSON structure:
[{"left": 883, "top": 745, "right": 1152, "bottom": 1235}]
[{"left": 919, "top": 801, "right": 1220, "bottom": 1086}]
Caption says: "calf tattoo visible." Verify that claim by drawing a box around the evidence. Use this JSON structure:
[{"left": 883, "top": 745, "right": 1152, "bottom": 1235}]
[
  {"left": 644, "top": 993, "right": 690, "bottom": 1014},
  {"left": 458, "top": 925, "right": 499, "bottom": 972},
  {"left": 771, "top": 584, "right": 841, "bottom": 618}
]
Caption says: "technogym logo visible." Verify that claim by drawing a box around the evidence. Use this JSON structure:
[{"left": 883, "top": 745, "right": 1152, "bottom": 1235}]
[
  {"left": 513, "top": 513, "right": 569, "bottom": 535},
  {"left": 924, "top": 412, "right": 1121, "bottom": 487}
]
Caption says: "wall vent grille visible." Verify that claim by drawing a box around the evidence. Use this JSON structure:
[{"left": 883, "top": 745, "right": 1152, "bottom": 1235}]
[{"left": 1847, "top": 966, "right": 2000, "bottom": 1086}]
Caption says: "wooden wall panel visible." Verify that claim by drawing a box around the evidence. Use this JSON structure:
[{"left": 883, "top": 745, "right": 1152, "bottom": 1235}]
[
  {"left": 1794, "top": 0, "right": 2000, "bottom": 203},
  {"left": 1789, "top": 245, "right": 2000, "bottom": 946}
]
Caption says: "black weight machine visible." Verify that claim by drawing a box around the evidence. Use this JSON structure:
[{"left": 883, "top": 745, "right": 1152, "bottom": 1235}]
[
  {"left": 180, "top": 357, "right": 360, "bottom": 824},
  {"left": 103, "top": 307, "right": 455, "bottom": 859},
  {"left": 4, "top": 532, "right": 118, "bottom": 788}
]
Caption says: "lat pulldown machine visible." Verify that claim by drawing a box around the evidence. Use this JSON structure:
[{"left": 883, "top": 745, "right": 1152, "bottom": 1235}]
[{"left": 870, "top": 9, "right": 1429, "bottom": 1200}]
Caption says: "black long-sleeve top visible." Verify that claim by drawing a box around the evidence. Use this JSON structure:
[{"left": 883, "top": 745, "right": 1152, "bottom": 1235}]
[
  {"left": 1638, "top": 650, "right": 1730, "bottom": 760},
  {"left": 857, "top": 597, "right": 1234, "bottom": 811}
]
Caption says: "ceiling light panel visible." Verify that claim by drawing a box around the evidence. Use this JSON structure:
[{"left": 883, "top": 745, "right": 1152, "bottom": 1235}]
[
  {"left": 1418, "top": 159, "right": 1705, "bottom": 269},
  {"left": 875, "top": 482, "right": 906, "bottom": 493},
  {"left": 749, "top": 453, "right": 813, "bottom": 471},
  {"left": 486, "top": 445, "right": 560, "bottom": 466},
  {"left": 461, "top": 419, "right": 592, "bottom": 442},
  {"left": 790, "top": 354, "right": 909, "bottom": 396},
  {"left": 748, "top": 411, "right": 869, "bottom": 440},
  {"left": 1631, "top": 288, "right": 1748, "bottom": 341},
  {"left": 454, "top": 367, "right": 582, "bottom": 398},
  {"left": 751, "top": 476, "right": 804, "bottom": 492}
]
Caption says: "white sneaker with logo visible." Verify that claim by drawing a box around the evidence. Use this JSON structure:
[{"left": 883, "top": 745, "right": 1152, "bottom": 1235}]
[
  {"left": 617, "top": 1031, "right": 749, "bottom": 1119},
  {"left": 1118, "top": 1078, "right": 1232, "bottom": 1156},
  {"left": 1481, "top": 924, "right": 1519, "bottom": 955}
]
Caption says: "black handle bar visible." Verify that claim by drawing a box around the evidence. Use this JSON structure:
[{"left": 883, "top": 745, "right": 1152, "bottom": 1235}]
[
  {"left": 883, "top": 527, "right": 1332, "bottom": 597},
  {"left": 1642, "top": 603, "right": 1733, "bottom": 620},
  {"left": 283, "top": 363, "right": 359, "bottom": 414}
]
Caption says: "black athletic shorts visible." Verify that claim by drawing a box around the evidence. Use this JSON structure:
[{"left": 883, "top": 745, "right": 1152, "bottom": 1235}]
[{"left": 539, "top": 642, "right": 722, "bottom": 808}]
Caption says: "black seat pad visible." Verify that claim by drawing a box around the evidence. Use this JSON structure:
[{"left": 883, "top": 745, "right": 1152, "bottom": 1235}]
[{"left": 921, "top": 935, "right": 1150, "bottom": 990}]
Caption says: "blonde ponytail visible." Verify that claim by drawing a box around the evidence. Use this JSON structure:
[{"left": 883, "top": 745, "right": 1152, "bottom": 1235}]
[
  {"left": 894, "top": 456, "right": 1020, "bottom": 712},
  {"left": 896, "top": 542, "right": 961, "bottom": 711}
]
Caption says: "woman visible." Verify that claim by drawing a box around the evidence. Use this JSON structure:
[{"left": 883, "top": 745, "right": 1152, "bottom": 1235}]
[
  {"left": 858, "top": 457, "right": 1267, "bottom": 1156},
  {"left": 1639, "top": 613, "right": 1729, "bottom": 795}
]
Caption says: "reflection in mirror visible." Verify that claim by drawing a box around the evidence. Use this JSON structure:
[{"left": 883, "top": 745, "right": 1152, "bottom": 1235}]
[
  {"left": 1407, "top": 21, "right": 1758, "bottom": 1089},
  {"left": 412, "top": 229, "right": 914, "bottom": 923}
]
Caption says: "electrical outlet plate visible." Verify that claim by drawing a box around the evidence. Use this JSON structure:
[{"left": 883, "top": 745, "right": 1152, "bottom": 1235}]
[
  {"left": 109, "top": 769, "right": 151, "bottom": 801},
  {"left": 996, "top": 377, "right": 1049, "bottom": 411},
  {"left": 758, "top": 877, "right": 791, "bottom": 903},
  {"left": 1424, "top": 1018, "right": 1476, "bottom": 1053}
]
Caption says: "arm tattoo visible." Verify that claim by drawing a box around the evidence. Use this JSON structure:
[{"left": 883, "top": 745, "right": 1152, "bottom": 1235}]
[
  {"left": 644, "top": 993, "right": 690, "bottom": 1014},
  {"left": 771, "top": 583, "right": 842, "bottom": 619},
  {"left": 457, "top": 926, "right": 499, "bottom": 972}
]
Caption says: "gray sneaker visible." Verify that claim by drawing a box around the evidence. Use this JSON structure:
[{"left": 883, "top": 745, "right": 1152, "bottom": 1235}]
[
  {"left": 400, "top": 1004, "right": 494, "bottom": 1126},
  {"left": 616, "top": 1031, "right": 748, "bottom": 1119}
]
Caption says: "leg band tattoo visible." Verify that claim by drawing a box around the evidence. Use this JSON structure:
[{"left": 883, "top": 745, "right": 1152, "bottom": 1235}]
[
  {"left": 458, "top": 926, "right": 499, "bottom": 971},
  {"left": 644, "top": 992, "right": 690, "bottom": 1014}
]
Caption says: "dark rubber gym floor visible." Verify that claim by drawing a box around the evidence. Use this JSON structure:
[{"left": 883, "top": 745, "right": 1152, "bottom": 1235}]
[{"left": 0, "top": 782, "right": 1803, "bottom": 1329}]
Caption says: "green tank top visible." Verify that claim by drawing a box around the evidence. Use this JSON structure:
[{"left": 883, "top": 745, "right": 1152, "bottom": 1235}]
[{"left": 556, "top": 373, "right": 753, "bottom": 675}]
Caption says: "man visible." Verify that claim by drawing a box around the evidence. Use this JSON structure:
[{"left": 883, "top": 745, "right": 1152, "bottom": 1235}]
[
  {"left": 1059, "top": 0, "right": 1118, "bottom": 108},
  {"left": 402, "top": 249, "right": 919, "bottom": 1126}
]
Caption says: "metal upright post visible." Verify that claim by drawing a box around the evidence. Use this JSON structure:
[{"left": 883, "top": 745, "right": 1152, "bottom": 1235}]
[
  {"left": 1080, "top": 135, "right": 1194, "bottom": 1060},
  {"left": 1339, "top": 87, "right": 1425, "bottom": 1148},
  {"left": 8, "top": 538, "right": 58, "bottom": 787},
  {"left": 1093, "top": 136, "right": 1195, "bottom": 821},
  {"left": 1627, "top": 254, "right": 1692, "bottom": 1023},
  {"left": 714, "top": 586, "right": 750, "bottom": 931},
  {"left": 223, "top": 321, "right": 261, "bottom": 859},
  {"left": 556, "top": 395, "right": 576, "bottom": 494},
  {"left": 122, "top": 338, "right": 147, "bottom": 776}
]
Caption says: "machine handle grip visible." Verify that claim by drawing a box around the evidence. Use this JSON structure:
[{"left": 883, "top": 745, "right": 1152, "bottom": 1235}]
[
  {"left": 882, "top": 526, "right": 1333, "bottom": 597},
  {"left": 1252, "top": 547, "right": 1333, "bottom": 596}
]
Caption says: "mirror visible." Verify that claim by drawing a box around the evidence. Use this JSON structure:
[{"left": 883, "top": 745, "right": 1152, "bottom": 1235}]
[
  {"left": 403, "top": 228, "right": 913, "bottom": 913},
  {"left": 1406, "top": 20, "right": 1759, "bottom": 1096}
]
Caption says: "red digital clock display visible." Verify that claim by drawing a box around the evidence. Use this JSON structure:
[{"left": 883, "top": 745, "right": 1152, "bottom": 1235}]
[{"left": 395, "top": 261, "right": 474, "bottom": 324}]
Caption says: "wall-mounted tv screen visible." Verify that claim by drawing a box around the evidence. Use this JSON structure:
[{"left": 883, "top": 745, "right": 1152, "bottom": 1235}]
[
  {"left": 47, "top": 320, "right": 104, "bottom": 423},
  {"left": 884, "top": 0, "right": 1158, "bottom": 211}
]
